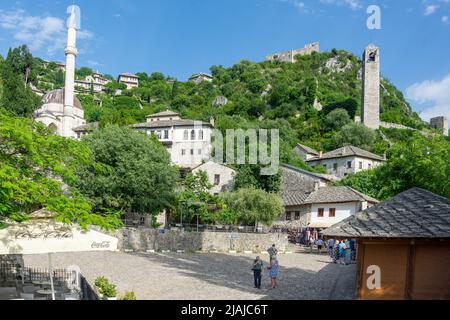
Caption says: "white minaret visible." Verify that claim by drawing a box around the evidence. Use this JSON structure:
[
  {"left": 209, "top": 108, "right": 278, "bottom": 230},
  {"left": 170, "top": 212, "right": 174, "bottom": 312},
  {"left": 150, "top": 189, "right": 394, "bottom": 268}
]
[{"left": 62, "top": 5, "right": 80, "bottom": 138}]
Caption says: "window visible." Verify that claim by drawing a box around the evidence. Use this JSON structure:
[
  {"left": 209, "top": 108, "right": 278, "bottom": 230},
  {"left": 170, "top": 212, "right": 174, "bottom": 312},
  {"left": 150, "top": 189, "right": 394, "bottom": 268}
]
[
  {"left": 329, "top": 208, "right": 336, "bottom": 218},
  {"left": 359, "top": 162, "right": 363, "bottom": 170},
  {"left": 191, "top": 130, "right": 196, "bottom": 140},
  {"left": 184, "top": 130, "right": 189, "bottom": 140},
  {"left": 199, "top": 130, "right": 204, "bottom": 140},
  {"left": 164, "top": 130, "right": 169, "bottom": 139},
  {"left": 318, "top": 208, "right": 324, "bottom": 218},
  {"left": 333, "top": 163, "right": 338, "bottom": 171},
  {"left": 214, "top": 174, "right": 221, "bottom": 186},
  {"left": 181, "top": 149, "right": 186, "bottom": 156},
  {"left": 347, "top": 161, "right": 352, "bottom": 169},
  {"left": 368, "top": 163, "right": 372, "bottom": 169},
  {"left": 190, "top": 149, "right": 194, "bottom": 155},
  {"left": 295, "top": 212, "right": 300, "bottom": 220},
  {"left": 286, "top": 213, "right": 292, "bottom": 221}
]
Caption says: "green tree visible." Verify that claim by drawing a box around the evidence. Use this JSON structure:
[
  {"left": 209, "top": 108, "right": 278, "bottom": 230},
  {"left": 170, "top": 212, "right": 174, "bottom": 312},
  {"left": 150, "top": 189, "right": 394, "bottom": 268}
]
[
  {"left": 324, "top": 108, "right": 351, "bottom": 131},
  {"left": 176, "top": 171, "right": 219, "bottom": 224},
  {"left": 0, "top": 111, "right": 120, "bottom": 229},
  {"left": 221, "top": 188, "right": 284, "bottom": 229},
  {"left": 340, "top": 132, "right": 450, "bottom": 200},
  {"left": 332, "top": 123, "right": 377, "bottom": 151},
  {"left": 76, "top": 125, "right": 179, "bottom": 217}
]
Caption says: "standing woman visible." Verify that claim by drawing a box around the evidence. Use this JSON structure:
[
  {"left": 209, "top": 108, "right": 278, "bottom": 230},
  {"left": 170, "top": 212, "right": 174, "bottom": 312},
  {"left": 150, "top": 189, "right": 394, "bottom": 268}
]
[
  {"left": 332, "top": 240, "right": 340, "bottom": 264},
  {"left": 268, "top": 256, "right": 279, "bottom": 289}
]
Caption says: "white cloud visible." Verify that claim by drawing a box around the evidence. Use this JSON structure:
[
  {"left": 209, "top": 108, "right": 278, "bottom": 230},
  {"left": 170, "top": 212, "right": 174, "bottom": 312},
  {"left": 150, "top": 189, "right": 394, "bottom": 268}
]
[
  {"left": 424, "top": 4, "right": 439, "bottom": 16},
  {"left": 278, "top": 0, "right": 361, "bottom": 13},
  {"left": 442, "top": 15, "right": 449, "bottom": 24},
  {"left": 0, "top": 9, "right": 93, "bottom": 56},
  {"left": 406, "top": 74, "right": 450, "bottom": 125},
  {"left": 319, "top": 0, "right": 362, "bottom": 11}
]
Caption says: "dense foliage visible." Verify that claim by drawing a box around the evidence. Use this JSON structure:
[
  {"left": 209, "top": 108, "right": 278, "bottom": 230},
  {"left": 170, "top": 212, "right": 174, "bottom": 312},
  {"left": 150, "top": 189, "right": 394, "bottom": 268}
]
[
  {"left": 339, "top": 132, "right": 450, "bottom": 200},
  {"left": 221, "top": 188, "right": 284, "bottom": 228},
  {"left": 76, "top": 125, "right": 179, "bottom": 216},
  {"left": 0, "top": 111, "right": 121, "bottom": 229}
]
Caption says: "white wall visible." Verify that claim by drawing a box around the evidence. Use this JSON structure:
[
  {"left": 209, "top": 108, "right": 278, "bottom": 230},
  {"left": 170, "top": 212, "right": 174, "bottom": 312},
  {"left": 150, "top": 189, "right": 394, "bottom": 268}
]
[
  {"left": 310, "top": 202, "right": 361, "bottom": 226},
  {"left": 309, "top": 156, "right": 383, "bottom": 179},
  {"left": 192, "top": 161, "right": 235, "bottom": 195}
]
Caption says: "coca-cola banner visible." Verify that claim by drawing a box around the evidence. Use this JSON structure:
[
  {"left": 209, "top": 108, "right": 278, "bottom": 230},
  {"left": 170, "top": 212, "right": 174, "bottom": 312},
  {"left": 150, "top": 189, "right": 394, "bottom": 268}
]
[{"left": 0, "top": 218, "right": 118, "bottom": 255}]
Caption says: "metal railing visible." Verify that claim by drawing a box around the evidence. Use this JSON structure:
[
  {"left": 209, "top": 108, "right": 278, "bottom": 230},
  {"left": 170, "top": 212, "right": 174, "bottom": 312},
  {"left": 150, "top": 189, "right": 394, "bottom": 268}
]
[{"left": 168, "top": 224, "right": 270, "bottom": 234}]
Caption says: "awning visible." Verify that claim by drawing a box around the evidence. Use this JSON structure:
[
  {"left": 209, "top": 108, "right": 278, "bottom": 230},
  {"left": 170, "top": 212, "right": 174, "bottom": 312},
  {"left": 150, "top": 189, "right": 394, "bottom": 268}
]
[
  {"left": 0, "top": 210, "right": 118, "bottom": 255},
  {"left": 307, "top": 222, "right": 335, "bottom": 229}
]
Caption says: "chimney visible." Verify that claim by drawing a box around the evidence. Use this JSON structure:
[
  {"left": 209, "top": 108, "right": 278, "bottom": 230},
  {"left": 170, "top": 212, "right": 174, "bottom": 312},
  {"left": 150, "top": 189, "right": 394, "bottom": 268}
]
[
  {"left": 319, "top": 151, "right": 323, "bottom": 159},
  {"left": 210, "top": 117, "right": 215, "bottom": 128},
  {"left": 383, "top": 153, "right": 387, "bottom": 161},
  {"left": 314, "top": 181, "right": 320, "bottom": 192}
]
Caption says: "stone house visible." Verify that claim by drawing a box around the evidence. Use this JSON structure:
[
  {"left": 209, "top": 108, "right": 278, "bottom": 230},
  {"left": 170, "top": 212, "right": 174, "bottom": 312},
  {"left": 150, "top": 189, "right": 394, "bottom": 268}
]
[
  {"left": 294, "top": 144, "right": 320, "bottom": 161},
  {"left": 131, "top": 110, "right": 214, "bottom": 169},
  {"left": 276, "top": 165, "right": 377, "bottom": 231},
  {"left": 189, "top": 73, "right": 213, "bottom": 85},
  {"left": 305, "top": 145, "right": 386, "bottom": 179},
  {"left": 192, "top": 161, "right": 236, "bottom": 196},
  {"left": 118, "top": 73, "right": 139, "bottom": 89}
]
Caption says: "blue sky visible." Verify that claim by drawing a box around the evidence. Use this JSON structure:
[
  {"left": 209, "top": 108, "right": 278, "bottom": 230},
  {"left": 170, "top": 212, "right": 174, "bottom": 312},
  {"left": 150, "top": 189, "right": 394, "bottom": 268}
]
[{"left": 0, "top": 0, "right": 449, "bottom": 122}]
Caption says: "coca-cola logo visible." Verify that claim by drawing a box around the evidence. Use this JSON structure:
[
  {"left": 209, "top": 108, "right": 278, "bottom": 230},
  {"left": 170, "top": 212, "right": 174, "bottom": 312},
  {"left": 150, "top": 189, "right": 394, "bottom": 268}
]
[{"left": 91, "top": 241, "right": 111, "bottom": 249}]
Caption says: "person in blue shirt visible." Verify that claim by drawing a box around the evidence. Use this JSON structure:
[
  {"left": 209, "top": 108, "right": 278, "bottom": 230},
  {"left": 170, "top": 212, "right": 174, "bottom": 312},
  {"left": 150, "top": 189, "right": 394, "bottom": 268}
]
[{"left": 338, "top": 240, "right": 347, "bottom": 264}]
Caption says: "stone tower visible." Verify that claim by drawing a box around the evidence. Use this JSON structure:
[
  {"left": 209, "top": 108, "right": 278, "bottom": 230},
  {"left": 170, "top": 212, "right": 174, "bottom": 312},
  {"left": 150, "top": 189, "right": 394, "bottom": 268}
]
[
  {"left": 430, "top": 116, "right": 449, "bottom": 136},
  {"left": 362, "top": 44, "right": 380, "bottom": 130},
  {"left": 62, "top": 5, "right": 80, "bottom": 138}
]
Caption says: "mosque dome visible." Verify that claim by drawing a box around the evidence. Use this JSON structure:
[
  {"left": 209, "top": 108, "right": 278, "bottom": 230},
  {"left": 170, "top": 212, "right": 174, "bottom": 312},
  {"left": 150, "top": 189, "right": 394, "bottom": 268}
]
[{"left": 41, "top": 88, "right": 83, "bottom": 110}]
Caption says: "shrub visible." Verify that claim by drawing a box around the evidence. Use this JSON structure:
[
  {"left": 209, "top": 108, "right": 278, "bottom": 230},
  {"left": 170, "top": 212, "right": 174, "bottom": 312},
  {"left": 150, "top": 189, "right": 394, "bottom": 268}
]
[
  {"left": 95, "top": 276, "right": 117, "bottom": 298},
  {"left": 120, "top": 291, "right": 137, "bottom": 300}
]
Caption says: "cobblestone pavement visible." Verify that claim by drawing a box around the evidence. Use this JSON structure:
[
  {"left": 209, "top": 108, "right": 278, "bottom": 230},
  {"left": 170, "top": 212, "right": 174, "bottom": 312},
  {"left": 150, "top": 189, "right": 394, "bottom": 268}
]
[{"left": 24, "top": 251, "right": 356, "bottom": 300}]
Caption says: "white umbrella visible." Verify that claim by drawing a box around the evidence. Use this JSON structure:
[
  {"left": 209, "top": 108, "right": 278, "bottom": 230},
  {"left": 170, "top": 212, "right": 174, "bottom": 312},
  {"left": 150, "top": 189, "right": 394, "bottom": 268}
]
[{"left": 0, "top": 209, "right": 119, "bottom": 300}]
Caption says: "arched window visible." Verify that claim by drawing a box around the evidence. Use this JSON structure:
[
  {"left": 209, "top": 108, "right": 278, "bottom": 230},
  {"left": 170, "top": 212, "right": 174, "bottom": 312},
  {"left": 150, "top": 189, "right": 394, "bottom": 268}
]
[
  {"left": 48, "top": 123, "right": 58, "bottom": 133},
  {"left": 191, "top": 130, "right": 196, "bottom": 140},
  {"left": 198, "top": 130, "right": 204, "bottom": 140},
  {"left": 184, "top": 130, "right": 189, "bottom": 140}
]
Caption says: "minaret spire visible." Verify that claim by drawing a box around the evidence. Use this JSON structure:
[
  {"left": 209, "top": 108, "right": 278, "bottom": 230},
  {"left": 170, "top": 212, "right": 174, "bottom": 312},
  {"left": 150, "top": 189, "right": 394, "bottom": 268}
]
[{"left": 62, "top": 4, "right": 80, "bottom": 137}]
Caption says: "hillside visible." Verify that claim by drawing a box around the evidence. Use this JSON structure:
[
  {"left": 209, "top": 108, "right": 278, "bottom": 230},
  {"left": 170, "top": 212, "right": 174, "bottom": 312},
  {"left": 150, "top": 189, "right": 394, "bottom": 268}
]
[{"left": 0, "top": 46, "right": 429, "bottom": 164}]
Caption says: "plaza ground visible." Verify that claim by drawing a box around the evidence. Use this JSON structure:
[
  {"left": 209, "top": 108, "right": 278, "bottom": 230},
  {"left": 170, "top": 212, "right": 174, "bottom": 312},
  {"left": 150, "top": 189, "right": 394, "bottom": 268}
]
[{"left": 24, "top": 251, "right": 356, "bottom": 300}]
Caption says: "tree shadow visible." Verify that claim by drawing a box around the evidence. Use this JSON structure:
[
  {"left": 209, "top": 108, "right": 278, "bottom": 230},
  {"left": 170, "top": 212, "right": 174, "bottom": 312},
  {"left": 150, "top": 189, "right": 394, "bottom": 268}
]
[{"left": 130, "top": 252, "right": 356, "bottom": 300}]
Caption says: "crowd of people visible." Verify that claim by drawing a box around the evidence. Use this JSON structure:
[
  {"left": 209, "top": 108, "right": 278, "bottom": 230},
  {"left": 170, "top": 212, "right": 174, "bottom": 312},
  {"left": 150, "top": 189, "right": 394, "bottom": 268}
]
[{"left": 326, "top": 238, "right": 356, "bottom": 265}]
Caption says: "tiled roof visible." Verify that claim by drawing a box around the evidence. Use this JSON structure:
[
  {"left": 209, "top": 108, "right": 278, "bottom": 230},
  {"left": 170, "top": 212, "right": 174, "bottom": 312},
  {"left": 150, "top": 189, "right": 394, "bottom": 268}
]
[
  {"left": 119, "top": 73, "right": 138, "bottom": 78},
  {"left": 306, "top": 146, "right": 385, "bottom": 162},
  {"left": 146, "top": 110, "right": 180, "bottom": 118},
  {"left": 304, "top": 186, "right": 379, "bottom": 204},
  {"left": 281, "top": 164, "right": 336, "bottom": 182},
  {"left": 322, "top": 188, "right": 450, "bottom": 239},
  {"left": 131, "top": 119, "right": 212, "bottom": 129},
  {"left": 296, "top": 144, "right": 319, "bottom": 156},
  {"left": 282, "top": 191, "right": 310, "bottom": 207},
  {"left": 72, "top": 122, "right": 99, "bottom": 132}
]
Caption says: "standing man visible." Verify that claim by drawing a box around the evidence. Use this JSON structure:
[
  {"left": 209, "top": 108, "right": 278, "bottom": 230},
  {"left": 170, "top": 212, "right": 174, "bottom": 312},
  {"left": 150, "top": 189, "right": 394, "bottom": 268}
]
[
  {"left": 252, "top": 256, "right": 263, "bottom": 289},
  {"left": 267, "top": 244, "right": 278, "bottom": 261}
]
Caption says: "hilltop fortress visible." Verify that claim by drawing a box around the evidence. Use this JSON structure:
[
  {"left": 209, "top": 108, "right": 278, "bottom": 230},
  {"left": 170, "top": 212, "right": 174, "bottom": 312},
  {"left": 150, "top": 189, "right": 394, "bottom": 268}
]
[{"left": 266, "top": 42, "right": 320, "bottom": 63}]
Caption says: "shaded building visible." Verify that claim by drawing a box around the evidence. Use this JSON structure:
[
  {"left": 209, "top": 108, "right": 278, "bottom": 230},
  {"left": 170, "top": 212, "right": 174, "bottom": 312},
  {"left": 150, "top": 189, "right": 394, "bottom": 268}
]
[{"left": 322, "top": 188, "right": 450, "bottom": 300}]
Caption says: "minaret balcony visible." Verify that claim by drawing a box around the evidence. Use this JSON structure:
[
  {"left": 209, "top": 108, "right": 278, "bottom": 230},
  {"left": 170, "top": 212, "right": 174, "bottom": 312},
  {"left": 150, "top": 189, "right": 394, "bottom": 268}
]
[{"left": 65, "top": 47, "right": 78, "bottom": 56}]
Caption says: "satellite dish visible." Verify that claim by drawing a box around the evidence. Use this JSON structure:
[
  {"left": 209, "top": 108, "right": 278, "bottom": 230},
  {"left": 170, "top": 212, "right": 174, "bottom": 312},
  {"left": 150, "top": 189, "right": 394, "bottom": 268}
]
[{"left": 67, "top": 5, "right": 81, "bottom": 30}]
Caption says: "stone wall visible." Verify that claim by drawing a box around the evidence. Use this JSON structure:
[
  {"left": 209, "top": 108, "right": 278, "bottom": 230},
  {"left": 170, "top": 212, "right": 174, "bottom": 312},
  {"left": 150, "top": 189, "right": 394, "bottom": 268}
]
[
  {"left": 380, "top": 121, "right": 415, "bottom": 131},
  {"left": 118, "top": 228, "right": 288, "bottom": 253}
]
